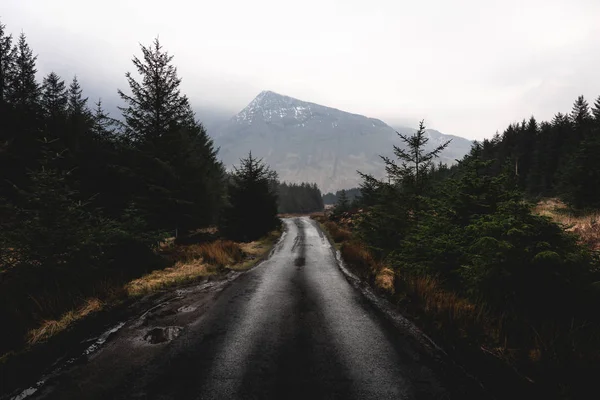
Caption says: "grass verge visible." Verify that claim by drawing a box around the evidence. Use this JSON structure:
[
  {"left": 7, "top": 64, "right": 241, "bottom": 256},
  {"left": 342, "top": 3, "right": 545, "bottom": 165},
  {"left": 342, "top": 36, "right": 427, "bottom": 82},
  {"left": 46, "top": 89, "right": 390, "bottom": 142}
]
[{"left": 17, "top": 230, "right": 281, "bottom": 351}]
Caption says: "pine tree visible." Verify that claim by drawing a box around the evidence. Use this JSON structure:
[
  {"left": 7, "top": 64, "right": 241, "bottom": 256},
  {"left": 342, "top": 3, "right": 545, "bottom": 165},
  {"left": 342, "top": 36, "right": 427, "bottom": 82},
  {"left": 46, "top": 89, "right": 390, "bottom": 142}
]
[
  {"left": 91, "top": 99, "right": 117, "bottom": 140},
  {"left": 117, "top": 39, "right": 225, "bottom": 231},
  {"left": 382, "top": 120, "right": 451, "bottom": 198},
  {"left": 41, "top": 72, "right": 68, "bottom": 118},
  {"left": 0, "top": 20, "right": 14, "bottom": 104},
  {"left": 570, "top": 95, "right": 593, "bottom": 143},
  {"left": 8, "top": 33, "right": 39, "bottom": 108},
  {"left": 219, "top": 153, "right": 279, "bottom": 241},
  {"left": 571, "top": 95, "right": 592, "bottom": 127},
  {"left": 381, "top": 120, "right": 450, "bottom": 226},
  {"left": 334, "top": 189, "right": 350, "bottom": 214},
  {"left": 67, "top": 76, "right": 90, "bottom": 119},
  {"left": 118, "top": 38, "right": 194, "bottom": 144},
  {"left": 592, "top": 96, "right": 600, "bottom": 122}
]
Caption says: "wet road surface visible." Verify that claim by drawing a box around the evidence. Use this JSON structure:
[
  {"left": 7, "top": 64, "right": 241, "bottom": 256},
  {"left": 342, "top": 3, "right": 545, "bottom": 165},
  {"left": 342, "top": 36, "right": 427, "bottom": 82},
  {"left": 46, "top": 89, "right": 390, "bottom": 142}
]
[{"left": 26, "top": 217, "right": 483, "bottom": 400}]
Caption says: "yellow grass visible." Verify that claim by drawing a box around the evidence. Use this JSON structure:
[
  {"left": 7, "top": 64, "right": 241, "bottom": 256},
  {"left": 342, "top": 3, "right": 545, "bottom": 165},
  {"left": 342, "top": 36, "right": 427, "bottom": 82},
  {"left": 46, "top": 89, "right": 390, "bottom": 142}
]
[
  {"left": 534, "top": 198, "right": 600, "bottom": 250},
  {"left": 375, "top": 267, "right": 395, "bottom": 294},
  {"left": 27, "top": 298, "right": 103, "bottom": 345},
  {"left": 25, "top": 231, "right": 281, "bottom": 345},
  {"left": 125, "top": 259, "right": 217, "bottom": 297}
]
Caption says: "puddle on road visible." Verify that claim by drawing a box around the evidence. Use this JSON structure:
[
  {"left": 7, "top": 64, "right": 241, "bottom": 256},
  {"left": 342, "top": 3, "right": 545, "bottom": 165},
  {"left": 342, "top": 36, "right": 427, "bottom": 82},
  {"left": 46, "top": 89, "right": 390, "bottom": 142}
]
[
  {"left": 143, "top": 326, "right": 183, "bottom": 344},
  {"left": 177, "top": 305, "right": 197, "bottom": 313}
]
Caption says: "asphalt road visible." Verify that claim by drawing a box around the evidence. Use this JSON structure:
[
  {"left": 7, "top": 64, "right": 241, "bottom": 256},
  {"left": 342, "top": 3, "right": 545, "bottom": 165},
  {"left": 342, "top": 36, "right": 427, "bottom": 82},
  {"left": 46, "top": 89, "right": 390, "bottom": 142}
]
[{"left": 25, "top": 217, "right": 483, "bottom": 400}]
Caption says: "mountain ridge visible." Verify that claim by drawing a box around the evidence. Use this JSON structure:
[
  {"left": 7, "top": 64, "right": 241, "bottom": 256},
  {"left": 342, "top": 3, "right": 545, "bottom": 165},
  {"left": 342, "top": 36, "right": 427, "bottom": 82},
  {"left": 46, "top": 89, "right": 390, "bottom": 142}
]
[{"left": 213, "top": 91, "right": 473, "bottom": 193}]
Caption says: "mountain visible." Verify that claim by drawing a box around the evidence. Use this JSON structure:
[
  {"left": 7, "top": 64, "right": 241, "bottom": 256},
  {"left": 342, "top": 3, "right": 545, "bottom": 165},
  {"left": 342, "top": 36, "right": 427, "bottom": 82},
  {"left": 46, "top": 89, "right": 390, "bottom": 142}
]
[{"left": 212, "top": 91, "right": 473, "bottom": 193}]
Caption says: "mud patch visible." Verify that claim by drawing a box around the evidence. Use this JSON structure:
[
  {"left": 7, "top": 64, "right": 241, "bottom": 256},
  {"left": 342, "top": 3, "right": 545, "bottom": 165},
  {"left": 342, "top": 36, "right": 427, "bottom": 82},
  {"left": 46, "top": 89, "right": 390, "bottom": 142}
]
[
  {"left": 143, "top": 326, "right": 183, "bottom": 344},
  {"left": 294, "top": 257, "right": 306, "bottom": 267}
]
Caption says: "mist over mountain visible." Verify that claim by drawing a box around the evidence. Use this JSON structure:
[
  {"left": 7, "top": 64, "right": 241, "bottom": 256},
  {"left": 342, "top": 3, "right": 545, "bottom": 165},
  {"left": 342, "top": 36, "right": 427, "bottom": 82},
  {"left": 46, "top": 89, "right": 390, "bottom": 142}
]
[{"left": 211, "top": 91, "right": 473, "bottom": 193}]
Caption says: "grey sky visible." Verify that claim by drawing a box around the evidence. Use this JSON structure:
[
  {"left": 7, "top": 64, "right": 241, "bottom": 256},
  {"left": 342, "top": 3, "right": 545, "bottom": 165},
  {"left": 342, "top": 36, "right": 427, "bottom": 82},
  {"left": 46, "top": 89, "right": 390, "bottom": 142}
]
[{"left": 3, "top": 0, "right": 600, "bottom": 139}]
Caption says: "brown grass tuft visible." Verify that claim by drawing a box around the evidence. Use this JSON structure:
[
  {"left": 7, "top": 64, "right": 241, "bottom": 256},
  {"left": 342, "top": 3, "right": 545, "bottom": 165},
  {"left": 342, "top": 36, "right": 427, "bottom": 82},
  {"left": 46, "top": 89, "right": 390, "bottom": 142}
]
[
  {"left": 340, "top": 240, "right": 376, "bottom": 277},
  {"left": 27, "top": 298, "right": 103, "bottom": 345},
  {"left": 125, "top": 259, "right": 216, "bottom": 297},
  {"left": 323, "top": 221, "right": 352, "bottom": 243},
  {"left": 375, "top": 267, "right": 395, "bottom": 294},
  {"left": 168, "top": 240, "right": 244, "bottom": 266}
]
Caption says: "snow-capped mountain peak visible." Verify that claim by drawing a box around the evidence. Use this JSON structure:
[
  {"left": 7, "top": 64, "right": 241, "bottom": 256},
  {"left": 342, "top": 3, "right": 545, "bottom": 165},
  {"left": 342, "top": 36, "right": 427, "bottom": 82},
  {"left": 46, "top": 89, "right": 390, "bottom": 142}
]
[
  {"left": 215, "top": 91, "right": 473, "bottom": 193},
  {"left": 233, "top": 90, "right": 315, "bottom": 125}
]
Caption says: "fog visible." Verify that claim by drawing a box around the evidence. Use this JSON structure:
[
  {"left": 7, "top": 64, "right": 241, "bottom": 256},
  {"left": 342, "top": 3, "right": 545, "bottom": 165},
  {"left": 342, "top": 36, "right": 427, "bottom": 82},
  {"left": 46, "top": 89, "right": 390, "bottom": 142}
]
[{"left": 2, "top": 0, "right": 600, "bottom": 139}]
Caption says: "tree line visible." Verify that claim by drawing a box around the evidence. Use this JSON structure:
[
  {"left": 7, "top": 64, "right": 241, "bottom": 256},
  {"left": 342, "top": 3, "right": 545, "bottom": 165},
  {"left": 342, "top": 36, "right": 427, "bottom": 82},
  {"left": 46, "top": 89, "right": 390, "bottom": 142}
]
[
  {"left": 277, "top": 182, "right": 324, "bottom": 214},
  {"left": 322, "top": 187, "right": 361, "bottom": 206},
  {"left": 468, "top": 95, "right": 600, "bottom": 210}
]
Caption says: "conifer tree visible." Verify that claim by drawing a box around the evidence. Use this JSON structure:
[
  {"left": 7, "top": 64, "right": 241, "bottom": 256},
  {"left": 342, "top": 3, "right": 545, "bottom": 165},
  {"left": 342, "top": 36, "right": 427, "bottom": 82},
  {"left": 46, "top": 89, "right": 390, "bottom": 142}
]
[
  {"left": 381, "top": 120, "right": 451, "bottom": 227},
  {"left": 91, "top": 99, "right": 117, "bottom": 140},
  {"left": 592, "top": 96, "right": 600, "bottom": 122},
  {"left": 67, "top": 76, "right": 90, "bottom": 119},
  {"left": 219, "top": 153, "right": 279, "bottom": 241},
  {"left": 571, "top": 95, "right": 592, "bottom": 127},
  {"left": 117, "top": 39, "right": 225, "bottom": 231},
  {"left": 382, "top": 120, "right": 451, "bottom": 199},
  {"left": 0, "top": 20, "right": 14, "bottom": 104},
  {"left": 334, "top": 189, "right": 350, "bottom": 214},
  {"left": 41, "top": 72, "right": 68, "bottom": 118},
  {"left": 8, "top": 33, "right": 39, "bottom": 108},
  {"left": 118, "top": 38, "right": 194, "bottom": 144}
]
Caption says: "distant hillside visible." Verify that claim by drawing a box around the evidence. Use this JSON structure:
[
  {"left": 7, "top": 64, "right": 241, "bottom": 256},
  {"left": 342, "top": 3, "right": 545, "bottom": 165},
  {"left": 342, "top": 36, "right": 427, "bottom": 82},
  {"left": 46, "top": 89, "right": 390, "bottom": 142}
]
[{"left": 213, "top": 91, "right": 473, "bottom": 193}]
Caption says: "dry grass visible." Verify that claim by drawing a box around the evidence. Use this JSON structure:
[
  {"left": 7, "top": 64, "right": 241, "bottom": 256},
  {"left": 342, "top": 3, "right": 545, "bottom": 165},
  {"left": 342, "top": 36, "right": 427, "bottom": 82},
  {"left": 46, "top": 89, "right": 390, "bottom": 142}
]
[
  {"left": 400, "top": 275, "right": 493, "bottom": 341},
  {"left": 24, "top": 232, "right": 281, "bottom": 345},
  {"left": 375, "top": 267, "right": 395, "bottom": 294},
  {"left": 27, "top": 298, "right": 103, "bottom": 345},
  {"left": 323, "top": 221, "right": 353, "bottom": 243},
  {"left": 340, "top": 240, "right": 376, "bottom": 276},
  {"left": 167, "top": 240, "right": 244, "bottom": 266},
  {"left": 125, "top": 259, "right": 217, "bottom": 297},
  {"left": 534, "top": 198, "right": 600, "bottom": 250}
]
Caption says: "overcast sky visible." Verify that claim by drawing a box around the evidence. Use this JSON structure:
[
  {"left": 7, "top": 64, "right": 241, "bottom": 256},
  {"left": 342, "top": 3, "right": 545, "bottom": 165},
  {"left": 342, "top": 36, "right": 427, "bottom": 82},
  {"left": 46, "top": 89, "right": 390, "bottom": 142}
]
[{"left": 3, "top": 0, "right": 600, "bottom": 139}]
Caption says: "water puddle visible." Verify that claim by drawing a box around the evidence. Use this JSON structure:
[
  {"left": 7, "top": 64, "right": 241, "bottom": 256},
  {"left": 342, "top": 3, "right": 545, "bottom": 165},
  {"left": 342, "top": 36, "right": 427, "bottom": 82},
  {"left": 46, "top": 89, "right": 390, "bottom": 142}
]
[{"left": 143, "top": 326, "right": 182, "bottom": 344}]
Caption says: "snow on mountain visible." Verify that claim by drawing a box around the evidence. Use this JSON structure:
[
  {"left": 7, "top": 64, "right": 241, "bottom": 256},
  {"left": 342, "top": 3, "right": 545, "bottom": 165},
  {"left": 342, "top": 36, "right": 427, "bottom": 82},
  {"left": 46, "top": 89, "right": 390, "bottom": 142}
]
[{"left": 212, "top": 91, "right": 473, "bottom": 193}]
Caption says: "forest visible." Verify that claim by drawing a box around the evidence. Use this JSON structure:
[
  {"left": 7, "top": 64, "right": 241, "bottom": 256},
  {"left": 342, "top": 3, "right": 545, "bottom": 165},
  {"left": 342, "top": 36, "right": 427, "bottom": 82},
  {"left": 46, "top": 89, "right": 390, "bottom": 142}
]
[
  {"left": 323, "top": 98, "right": 600, "bottom": 397},
  {"left": 277, "top": 182, "right": 324, "bottom": 214},
  {"left": 0, "top": 20, "right": 300, "bottom": 357}
]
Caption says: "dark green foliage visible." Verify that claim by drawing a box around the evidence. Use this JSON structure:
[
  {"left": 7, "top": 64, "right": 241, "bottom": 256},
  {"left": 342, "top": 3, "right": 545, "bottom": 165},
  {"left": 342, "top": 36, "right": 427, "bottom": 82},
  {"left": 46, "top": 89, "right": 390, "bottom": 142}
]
[
  {"left": 277, "top": 182, "right": 323, "bottom": 214},
  {"left": 560, "top": 135, "right": 600, "bottom": 209},
  {"left": 593, "top": 96, "right": 600, "bottom": 121},
  {"left": 219, "top": 153, "right": 280, "bottom": 241},
  {"left": 118, "top": 38, "right": 194, "bottom": 143},
  {"left": 0, "top": 21, "right": 14, "bottom": 104},
  {"left": 382, "top": 120, "right": 451, "bottom": 200},
  {"left": 41, "top": 72, "right": 68, "bottom": 118},
  {"left": 0, "top": 20, "right": 236, "bottom": 355},
  {"left": 322, "top": 187, "right": 361, "bottom": 205},
  {"left": 332, "top": 189, "right": 350, "bottom": 216},
  {"left": 117, "top": 38, "right": 225, "bottom": 231},
  {"left": 462, "top": 94, "right": 600, "bottom": 210},
  {"left": 7, "top": 33, "right": 39, "bottom": 109},
  {"left": 354, "top": 119, "right": 599, "bottom": 322}
]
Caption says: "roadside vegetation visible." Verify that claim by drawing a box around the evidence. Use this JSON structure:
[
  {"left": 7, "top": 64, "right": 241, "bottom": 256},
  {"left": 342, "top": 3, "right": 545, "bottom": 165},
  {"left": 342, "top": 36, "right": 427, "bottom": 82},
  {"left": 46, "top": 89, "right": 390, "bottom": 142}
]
[
  {"left": 0, "top": 20, "right": 283, "bottom": 361},
  {"left": 318, "top": 109, "right": 600, "bottom": 399}
]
